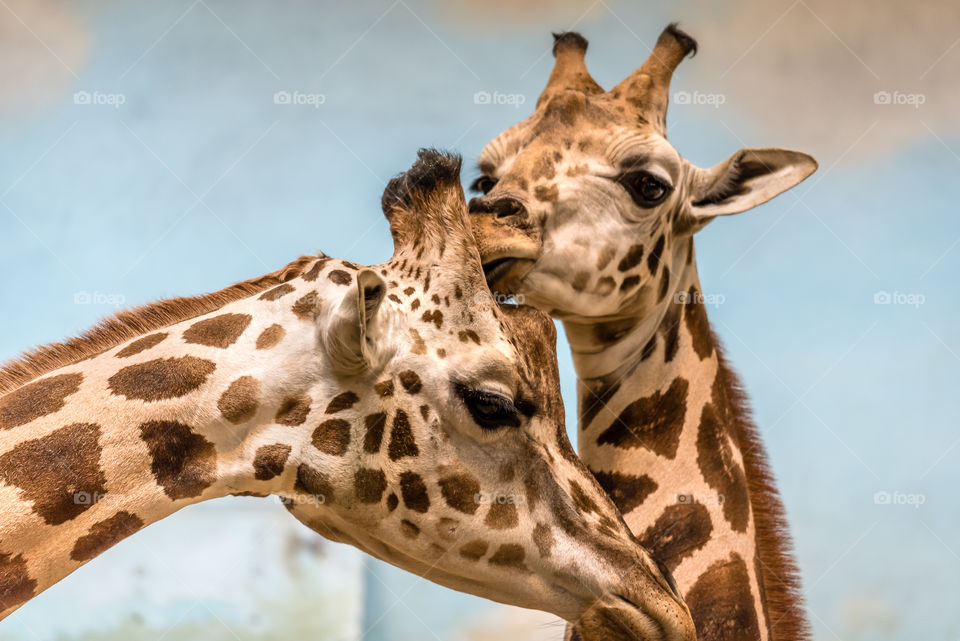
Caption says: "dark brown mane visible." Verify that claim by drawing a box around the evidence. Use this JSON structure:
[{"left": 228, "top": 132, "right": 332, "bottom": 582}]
[
  {"left": 0, "top": 255, "right": 319, "bottom": 395},
  {"left": 712, "top": 330, "right": 811, "bottom": 641}
]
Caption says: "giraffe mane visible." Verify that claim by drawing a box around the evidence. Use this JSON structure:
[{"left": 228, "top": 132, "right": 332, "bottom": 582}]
[
  {"left": 713, "top": 330, "right": 812, "bottom": 641},
  {"left": 0, "top": 254, "right": 319, "bottom": 395}
]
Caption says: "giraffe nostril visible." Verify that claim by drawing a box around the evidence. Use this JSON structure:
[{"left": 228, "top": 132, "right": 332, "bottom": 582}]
[{"left": 494, "top": 198, "right": 526, "bottom": 219}]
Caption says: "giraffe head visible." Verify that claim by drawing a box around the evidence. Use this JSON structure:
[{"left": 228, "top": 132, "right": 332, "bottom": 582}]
[
  {"left": 468, "top": 26, "right": 817, "bottom": 323},
  {"left": 278, "top": 150, "right": 694, "bottom": 639}
]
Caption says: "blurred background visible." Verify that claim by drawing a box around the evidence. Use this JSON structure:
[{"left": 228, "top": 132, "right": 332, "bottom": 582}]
[{"left": 1, "top": 1, "right": 958, "bottom": 639}]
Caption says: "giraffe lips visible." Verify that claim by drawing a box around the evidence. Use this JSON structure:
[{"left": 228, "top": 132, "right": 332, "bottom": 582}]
[
  {"left": 482, "top": 257, "right": 518, "bottom": 284},
  {"left": 482, "top": 256, "right": 534, "bottom": 294}
]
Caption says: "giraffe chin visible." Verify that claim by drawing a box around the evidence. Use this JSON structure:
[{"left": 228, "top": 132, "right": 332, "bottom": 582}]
[{"left": 575, "top": 594, "right": 696, "bottom": 641}]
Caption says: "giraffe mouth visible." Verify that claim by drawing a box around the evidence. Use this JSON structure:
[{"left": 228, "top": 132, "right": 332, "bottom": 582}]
[
  {"left": 481, "top": 255, "right": 535, "bottom": 294},
  {"left": 482, "top": 257, "right": 519, "bottom": 284}
]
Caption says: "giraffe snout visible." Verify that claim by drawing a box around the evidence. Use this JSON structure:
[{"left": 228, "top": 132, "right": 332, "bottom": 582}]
[{"left": 468, "top": 195, "right": 529, "bottom": 222}]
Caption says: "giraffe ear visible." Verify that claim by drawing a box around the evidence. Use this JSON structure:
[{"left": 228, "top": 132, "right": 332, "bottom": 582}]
[
  {"left": 324, "top": 269, "right": 388, "bottom": 374},
  {"left": 682, "top": 148, "right": 817, "bottom": 232}
]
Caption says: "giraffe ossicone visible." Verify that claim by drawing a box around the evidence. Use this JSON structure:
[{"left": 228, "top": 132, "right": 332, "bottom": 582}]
[
  {"left": 0, "top": 150, "right": 694, "bottom": 641},
  {"left": 469, "top": 25, "right": 816, "bottom": 641}
]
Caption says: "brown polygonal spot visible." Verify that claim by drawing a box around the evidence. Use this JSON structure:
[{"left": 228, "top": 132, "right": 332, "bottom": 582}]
[
  {"left": 0, "top": 422, "right": 106, "bottom": 524},
  {"left": 182, "top": 313, "right": 252, "bottom": 349},
  {"left": 684, "top": 285, "right": 714, "bottom": 360},
  {"left": 328, "top": 270, "right": 352, "bottom": 285},
  {"left": 398, "top": 370, "right": 422, "bottom": 394},
  {"left": 439, "top": 472, "right": 480, "bottom": 514},
  {"left": 69, "top": 511, "right": 144, "bottom": 562},
  {"left": 325, "top": 391, "right": 359, "bottom": 414},
  {"left": 590, "top": 469, "right": 658, "bottom": 515},
  {"left": 139, "top": 420, "right": 217, "bottom": 500},
  {"left": 488, "top": 544, "right": 528, "bottom": 571},
  {"left": 115, "top": 333, "right": 167, "bottom": 358},
  {"left": 295, "top": 463, "right": 333, "bottom": 503},
  {"left": 275, "top": 395, "right": 312, "bottom": 426},
  {"left": 685, "top": 553, "right": 760, "bottom": 641},
  {"left": 387, "top": 409, "right": 418, "bottom": 460},
  {"left": 259, "top": 284, "right": 296, "bottom": 301},
  {"left": 0, "top": 372, "right": 83, "bottom": 431},
  {"left": 291, "top": 291, "right": 319, "bottom": 320},
  {"left": 354, "top": 468, "right": 387, "bottom": 503},
  {"left": 217, "top": 376, "right": 261, "bottom": 424},
  {"left": 484, "top": 501, "right": 519, "bottom": 530},
  {"left": 533, "top": 522, "right": 555, "bottom": 558},
  {"left": 459, "top": 540, "right": 488, "bottom": 561},
  {"left": 312, "top": 419, "right": 351, "bottom": 456},
  {"left": 696, "top": 403, "right": 750, "bottom": 533},
  {"left": 595, "top": 377, "right": 689, "bottom": 458},
  {"left": 108, "top": 356, "right": 215, "bottom": 402},
  {"left": 399, "top": 471, "right": 430, "bottom": 513},
  {"left": 363, "top": 412, "right": 386, "bottom": 453},
  {"left": 253, "top": 443, "right": 292, "bottom": 481},
  {"left": 637, "top": 502, "right": 713, "bottom": 573},
  {"left": 255, "top": 324, "right": 286, "bottom": 350},
  {"left": 0, "top": 552, "right": 36, "bottom": 610}
]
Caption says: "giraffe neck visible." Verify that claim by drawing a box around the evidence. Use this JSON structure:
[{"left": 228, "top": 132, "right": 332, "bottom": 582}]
[
  {"left": 562, "top": 246, "right": 809, "bottom": 641},
  {"left": 0, "top": 262, "right": 365, "bottom": 619}
]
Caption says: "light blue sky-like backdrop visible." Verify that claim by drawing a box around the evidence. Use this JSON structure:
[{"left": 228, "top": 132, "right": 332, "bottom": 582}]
[{"left": 1, "top": 1, "right": 958, "bottom": 640}]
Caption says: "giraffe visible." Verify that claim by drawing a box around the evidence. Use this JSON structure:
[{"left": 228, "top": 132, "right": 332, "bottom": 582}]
[
  {"left": 467, "top": 27, "right": 817, "bottom": 641},
  {"left": 0, "top": 150, "right": 696, "bottom": 641}
]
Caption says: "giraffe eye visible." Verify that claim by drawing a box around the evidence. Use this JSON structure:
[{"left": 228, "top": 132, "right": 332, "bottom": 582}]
[
  {"left": 616, "top": 171, "right": 673, "bottom": 208},
  {"left": 455, "top": 384, "right": 521, "bottom": 430},
  {"left": 470, "top": 176, "right": 498, "bottom": 195}
]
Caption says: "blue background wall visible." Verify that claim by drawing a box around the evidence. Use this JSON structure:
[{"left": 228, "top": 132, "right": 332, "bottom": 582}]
[{"left": 1, "top": 1, "right": 958, "bottom": 639}]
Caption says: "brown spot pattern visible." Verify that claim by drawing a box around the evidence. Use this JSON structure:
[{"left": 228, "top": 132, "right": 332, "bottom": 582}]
[
  {"left": 328, "top": 270, "right": 352, "bottom": 285},
  {"left": 591, "top": 469, "right": 658, "bottom": 515},
  {"left": 139, "top": 420, "right": 217, "bottom": 500},
  {"left": 354, "top": 468, "right": 387, "bottom": 503},
  {"left": 183, "top": 313, "right": 252, "bottom": 349},
  {"left": 685, "top": 553, "right": 761, "bottom": 641},
  {"left": 253, "top": 443, "right": 292, "bottom": 480},
  {"left": 458, "top": 330, "right": 480, "bottom": 345},
  {"left": 533, "top": 523, "right": 555, "bottom": 557},
  {"left": 484, "top": 501, "right": 519, "bottom": 530},
  {"left": 108, "top": 356, "right": 215, "bottom": 402},
  {"left": 115, "top": 333, "right": 167, "bottom": 358},
  {"left": 595, "top": 377, "right": 689, "bottom": 458},
  {"left": 312, "top": 419, "right": 351, "bottom": 456},
  {"left": 325, "top": 391, "right": 359, "bottom": 413},
  {"left": 617, "top": 244, "right": 645, "bottom": 271},
  {"left": 70, "top": 511, "right": 144, "bottom": 562},
  {"left": 0, "top": 372, "right": 83, "bottom": 431},
  {"left": 0, "top": 552, "right": 36, "bottom": 609},
  {"left": 0, "top": 422, "right": 106, "bottom": 524},
  {"left": 363, "top": 412, "right": 387, "bottom": 453},
  {"left": 275, "top": 395, "right": 312, "bottom": 426},
  {"left": 259, "top": 284, "right": 295, "bottom": 301},
  {"left": 684, "top": 286, "right": 714, "bottom": 359},
  {"left": 399, "top": 472, "right": 430, "bottom": 513},
  {"left": 459, "top": 540, "right": 488, "bottom": 561},
  {"left": 697, "top": 403, "right": 750, "bottom": 532},
  {"left": 255, "top": 324, "right": 286, "bottom": 350},
  {"left": 398, "top": 371, "right": 422, "bottom": 394},
  {"left": 488, "top": 544, "right": 528, "bottom": 571},
  {"left": 295, "top": 463, "right": 333, "bottom": 502},
  {"left": 291, "top": 292, "right": 319, "bottom": 320},
  {"left": 638, "top": 502, "right": 713, "bottom": 573},
  {"left": 217, "top": 376, "right": 260, "bottom": 424},
  {"left": 387, "top": 409, "right": 418, "bottom": 460},
  {"left": 439, "top": 472, "right": 480, "bottom": 514}
]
